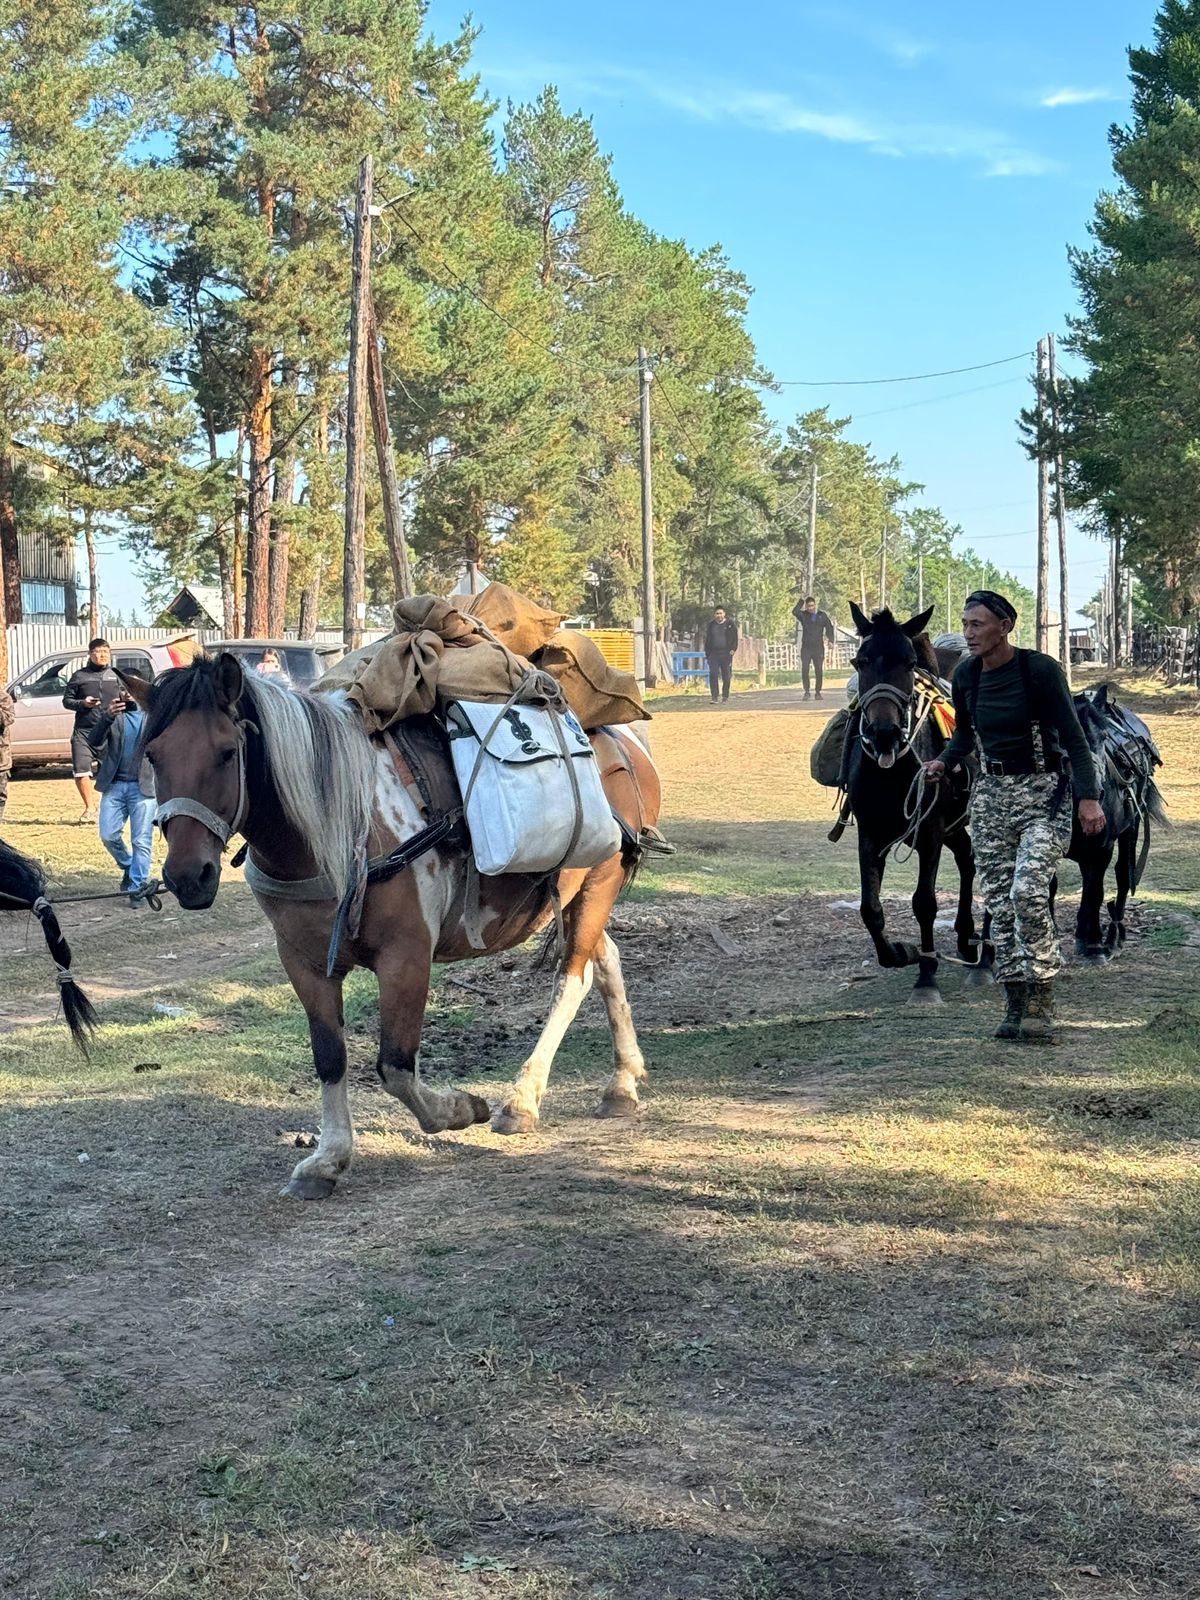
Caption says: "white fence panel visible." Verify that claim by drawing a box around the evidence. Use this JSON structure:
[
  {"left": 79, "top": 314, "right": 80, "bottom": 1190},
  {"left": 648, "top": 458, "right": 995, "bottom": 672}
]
[{"left": 6, "top": 622, "right": 395, "bottom": 682}]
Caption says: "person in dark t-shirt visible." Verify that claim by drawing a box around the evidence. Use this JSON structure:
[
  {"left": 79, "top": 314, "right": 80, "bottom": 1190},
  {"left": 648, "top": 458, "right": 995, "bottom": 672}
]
[{"left": 926, "top": 590, "right": 1104, "bottom": 1044}]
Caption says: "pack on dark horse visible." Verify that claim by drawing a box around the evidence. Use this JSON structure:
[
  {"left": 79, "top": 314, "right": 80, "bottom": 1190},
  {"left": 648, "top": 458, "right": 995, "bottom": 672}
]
[
  {"left": 1054, "top": 683, "right": 1167, "bottom": 961},
  {"left": 844, "top": 604, "right": 993, "bottom": 1002}
]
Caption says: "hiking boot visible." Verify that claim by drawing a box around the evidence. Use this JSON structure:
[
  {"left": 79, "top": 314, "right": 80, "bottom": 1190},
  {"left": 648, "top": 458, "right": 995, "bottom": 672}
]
[
  {"left": 815, "top": 691, "right": 823, "bottom": 700},
  {"left": 803, "top": 690, "right": 811, "bottom": 701},
  {"left": 1019, "top": 980, "right": 1057, "bottom": 1045},
  {"left": 994, "top": 980, "right": 1027, "bottom": 1040}
]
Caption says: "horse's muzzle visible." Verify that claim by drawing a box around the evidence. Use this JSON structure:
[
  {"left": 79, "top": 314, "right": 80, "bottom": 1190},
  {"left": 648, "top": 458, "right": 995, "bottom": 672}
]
[{"left": 164, "top": 859, "right": 221, "bottom": 910}]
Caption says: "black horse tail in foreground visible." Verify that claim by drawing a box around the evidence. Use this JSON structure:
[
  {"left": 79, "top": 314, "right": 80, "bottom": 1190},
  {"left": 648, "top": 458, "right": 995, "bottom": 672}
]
[
  {"left": 0, "top": 837, "right": 97, "bottom": 1051},
  {"left": 1056, "top": 684, "right": 1169, "bottom": 962},
  {"left": 844, "top": 603, "right": 993, "bottom": 1003}
]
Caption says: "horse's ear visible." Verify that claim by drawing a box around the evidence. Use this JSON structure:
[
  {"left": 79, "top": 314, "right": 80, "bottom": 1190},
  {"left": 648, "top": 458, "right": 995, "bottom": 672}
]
[
  {"left": 1093, "top": 682, "right": 1109, "bottom": 709},
  {"left": 850, "top": 601, "right": 872, "bottom": 637},
  {"left": 215, "top": 652, "right": 244, "bottom": 711},
  {"left": 902, "top": 605, "right": 936, "bottom": 639},
  {"left": 115, "top": 669, "right": 152, "bottom": 709}
]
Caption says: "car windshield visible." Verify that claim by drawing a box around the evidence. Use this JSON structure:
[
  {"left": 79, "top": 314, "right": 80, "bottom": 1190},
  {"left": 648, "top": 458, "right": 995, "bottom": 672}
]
[{"left": 225, "top": 647, "right": 324, "bottom": 685}]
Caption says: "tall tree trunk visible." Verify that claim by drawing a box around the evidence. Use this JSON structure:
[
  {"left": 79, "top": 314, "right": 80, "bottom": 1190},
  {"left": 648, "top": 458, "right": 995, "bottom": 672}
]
[
  {"left": 268, "top": 446, "right": 295, "bottom": 636},
  {"left": 244, "top": 350, "right": 273, "bottom": 636},
  {"left": 84, "top": 507, "right": 100, "bottom": 632},
  {"left": 0, "top": 452, "right": 21, "bottom": 633},
  {"left": 216, "top": 532, "right": 235, "bottom": 637},
  {"left": 298, "top": 570, "right": 321, "bottom": 639},
  {"left": 232, "top": 423, "right": 245, "bottom": 637}
]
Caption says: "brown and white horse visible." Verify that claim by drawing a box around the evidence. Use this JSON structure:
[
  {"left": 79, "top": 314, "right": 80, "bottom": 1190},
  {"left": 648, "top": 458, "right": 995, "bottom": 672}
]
[{"left": 130, "top": 654, "right": 661, "bottom": 1199}]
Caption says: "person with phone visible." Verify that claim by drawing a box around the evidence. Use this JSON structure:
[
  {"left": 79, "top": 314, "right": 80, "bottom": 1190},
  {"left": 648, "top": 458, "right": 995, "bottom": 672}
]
[
  {"left": 87, "top": 684, "right": 156, "bottom": 907},
  {"left": 62, "top": 638, "right": 120, "bottom": 823}
]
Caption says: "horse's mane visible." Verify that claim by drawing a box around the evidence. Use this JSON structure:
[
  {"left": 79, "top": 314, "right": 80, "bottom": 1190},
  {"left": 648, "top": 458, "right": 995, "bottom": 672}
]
[{"left": 146, "top": 661, "right": 377, "bottom": 903}]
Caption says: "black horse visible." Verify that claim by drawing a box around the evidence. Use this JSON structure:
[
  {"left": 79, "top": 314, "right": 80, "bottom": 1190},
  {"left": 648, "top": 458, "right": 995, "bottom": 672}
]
[
  {"left": 845, "top": 603, "right": 993, "bottom": 1003},
  {"left": 1054, "top": 684, "right": 1167, "bottom": 962},
  {"left": 0, "top": 836, "right": 96, "bottom": 1051}
]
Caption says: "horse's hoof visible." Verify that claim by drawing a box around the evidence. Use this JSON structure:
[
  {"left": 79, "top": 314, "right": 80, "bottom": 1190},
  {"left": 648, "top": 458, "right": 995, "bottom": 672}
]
[
  {"left": 492, "top": 1107, "right": 538, "bottom": 1136},
  {"left": 1078, "top": 948, "right": 1111, "bottom": 966},
  {"left": 281, "top": 1172, "right": 336, "bottom": 1201},
  {"left": 596, "top": 1092, "right": 642, "bottom": 1119},
  {"left": 468, "top": 1093, "right": 491, "bottom": 1124},
  {"left": 964, "top": 965, "right": 995, "bottom": 987},
  {"left": 907, "top": 986, "right": 944, "bottom": 1006}
]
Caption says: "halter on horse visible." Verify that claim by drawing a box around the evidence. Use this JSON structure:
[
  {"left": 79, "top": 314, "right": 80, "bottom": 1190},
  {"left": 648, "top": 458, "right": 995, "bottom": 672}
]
[
  {"left": 845, "top": 603, "right": 992, "bottom": 1002},
  {"left": 130, "top": 654, "right": 663, "bottom": 1200}
]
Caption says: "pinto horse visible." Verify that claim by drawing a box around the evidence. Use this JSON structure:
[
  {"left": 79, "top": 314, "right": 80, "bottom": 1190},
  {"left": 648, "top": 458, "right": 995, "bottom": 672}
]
[
  {"left": 0, "top": 836, "right": 97, "bottom": 1050},
  {"left": 127, "top": 654, "right": 660, "bottom": 1198},
  {"left": 845, "top": 604, "right": 992, "bottom": 1003}
]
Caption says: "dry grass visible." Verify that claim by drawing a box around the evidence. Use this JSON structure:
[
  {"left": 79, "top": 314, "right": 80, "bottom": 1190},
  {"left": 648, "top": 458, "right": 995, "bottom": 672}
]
[{"left": 2, "top": 697, "right": 1199, "bottom": 1599}]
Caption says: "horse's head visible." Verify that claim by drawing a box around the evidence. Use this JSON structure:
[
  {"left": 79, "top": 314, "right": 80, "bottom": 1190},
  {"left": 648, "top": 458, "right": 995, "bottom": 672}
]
[
  {"left": 133, "top": 653, "right": 251, "bottom": 909},
  {"left": 850, "top": 602, "right": 936, "bottom": 769}
]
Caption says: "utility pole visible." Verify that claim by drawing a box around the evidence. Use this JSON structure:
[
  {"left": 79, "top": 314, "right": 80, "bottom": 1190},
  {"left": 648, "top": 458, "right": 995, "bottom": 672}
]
[
  {"left": 878, "top": 525, "right": 887, "bottom": 609},
  {"left": 946, "top": 569, "right": 952, "bottom": 634},
  {"left": 1110, "top": 531, "right": 1121, "bottom": 667},
  {"left": 638, "top": 346, "right": 657, "bottom": 688},
  {"left": 1047, "top": 333, "right": 1071, "bottom": 683},
  {"left": 365, "top": 299, "right": 414, "bottom": 601},
  {"left": 1035, "top": 337, "right": 1050, "bottom": 654},
  {"left": 1125, "top": 565, "right": 1134, "bottom": 665},
  {"left": 805, "top": 458, "right": 818, "bottom": 597},
  {"left": 343, "top": 154, "right": 372, "bottom": 652},
  {"left": 917, "top": 551, "right": 924, "bottom": 614}
]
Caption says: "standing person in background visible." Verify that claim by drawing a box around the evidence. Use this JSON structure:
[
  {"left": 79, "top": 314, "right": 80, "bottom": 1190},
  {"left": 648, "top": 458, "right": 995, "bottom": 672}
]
[
  {"left": 793, "top": 596, "right": 835, "bottom": 701},
  {"left": 62, "top": 639, "right": 120, "bottom": 824},
  {"left": 88, "top": 685, "right": 157, "bottom": 907},
  {"left": 704, "top": 607, "right": 739, "bottom": 704},
  {"left": 0, "top": 685, "right": 13, "bottom": 824}
]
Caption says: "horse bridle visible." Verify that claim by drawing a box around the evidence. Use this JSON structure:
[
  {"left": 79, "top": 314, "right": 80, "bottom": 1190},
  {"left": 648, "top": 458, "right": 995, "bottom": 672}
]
[
  {"left": 858, "top": 679, "right": 921, "bottom": 763},
  {"left": 152, "top": 709, "right": 256, "bottom": 849}
]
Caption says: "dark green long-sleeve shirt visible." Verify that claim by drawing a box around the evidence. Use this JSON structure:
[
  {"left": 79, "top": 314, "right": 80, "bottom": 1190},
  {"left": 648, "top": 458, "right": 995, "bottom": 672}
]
[{"left": 942, "top": 648, "right": 1100, "bottom": 801}]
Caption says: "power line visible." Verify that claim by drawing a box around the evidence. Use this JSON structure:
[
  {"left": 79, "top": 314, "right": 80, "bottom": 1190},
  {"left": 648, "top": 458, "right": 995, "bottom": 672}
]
[
  {"left": 764, "top": 351, "right": 1032, "bottom": 387},
  {"left": 652, "top": 368, "right": 703, "bottom": 458},
  {"left": 852, "top": 375, "right": 1026, "bottom": 420}
]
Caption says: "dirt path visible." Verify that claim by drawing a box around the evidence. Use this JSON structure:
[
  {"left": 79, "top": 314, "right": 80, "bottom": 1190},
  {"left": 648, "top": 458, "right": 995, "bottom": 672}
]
[{"left": 2, "top": 694, "right": 1198, "bottom": 1599}]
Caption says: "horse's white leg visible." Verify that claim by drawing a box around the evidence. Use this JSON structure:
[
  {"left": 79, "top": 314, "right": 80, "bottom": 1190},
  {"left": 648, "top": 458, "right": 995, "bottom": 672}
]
[
  {"left": 592, "top": 933, "right": 647, "bottom": 1118},
  {"left": 277, "top": 955, "right": 354, "bottom": 1201},
  {"left": 492, "top": 960, "right": 595, "bottom": 1135}
]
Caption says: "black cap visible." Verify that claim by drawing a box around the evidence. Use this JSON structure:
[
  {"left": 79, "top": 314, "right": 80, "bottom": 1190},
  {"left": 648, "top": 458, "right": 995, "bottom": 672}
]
[{"left": 964, "top": 590, "right": 1017, "bottom": 624}]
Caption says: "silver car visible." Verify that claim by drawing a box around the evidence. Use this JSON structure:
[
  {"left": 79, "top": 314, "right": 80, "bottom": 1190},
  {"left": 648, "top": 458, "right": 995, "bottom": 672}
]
[{"left": 5, "top": 641, "right": 192, "bottom": 767}]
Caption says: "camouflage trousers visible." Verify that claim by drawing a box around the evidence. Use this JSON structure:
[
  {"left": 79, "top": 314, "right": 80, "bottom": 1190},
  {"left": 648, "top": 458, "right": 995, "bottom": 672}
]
[{"left": 971, "top": 774, "right": 1073, "bottom": 983}]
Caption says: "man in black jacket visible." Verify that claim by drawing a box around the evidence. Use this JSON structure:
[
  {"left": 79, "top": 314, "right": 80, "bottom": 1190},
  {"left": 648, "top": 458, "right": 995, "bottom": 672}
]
[
  {"left": 792, "top": 595, "right": 835, "bottom": 700},
  {"left": 62, "top": 638, "right": 120, "bottom": 823},
  {"left": 926, "top": 590, "right": 1104, "bottom": 1044},
  {"left": 703, "top": 607, "right": 738, "bottom": 704}
]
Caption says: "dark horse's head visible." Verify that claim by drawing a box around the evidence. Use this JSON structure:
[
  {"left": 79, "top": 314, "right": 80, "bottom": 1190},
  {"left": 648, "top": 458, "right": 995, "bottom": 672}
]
[
  {"left": 127, "top": 653, "right": 253, "bottom": 910},
  {"left": 850, "top": 602, "right": 937, "bottom": 769}
]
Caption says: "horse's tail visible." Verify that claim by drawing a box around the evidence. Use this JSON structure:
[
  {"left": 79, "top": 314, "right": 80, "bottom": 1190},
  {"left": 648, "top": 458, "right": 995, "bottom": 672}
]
[
  {"left": 0, "top": 838, "right": 97, "bottom": 1053},
  {"left": 1146, "top": 778, "right": 1170, "bottom": 830}
]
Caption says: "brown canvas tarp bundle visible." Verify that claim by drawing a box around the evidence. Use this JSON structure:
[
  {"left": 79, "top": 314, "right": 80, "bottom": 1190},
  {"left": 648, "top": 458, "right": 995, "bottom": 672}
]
[
  {"left": 532, "top": 630, "right": 649, "bottom": 729},
  {"left": 319, "top": 589, "right": 649, "bottom": 734},
  {"left": 458, "top": 582, "right": 562, "bottom": 661},
  {"left": 315, "top": 595, "right": 561, "bottom": 735}
]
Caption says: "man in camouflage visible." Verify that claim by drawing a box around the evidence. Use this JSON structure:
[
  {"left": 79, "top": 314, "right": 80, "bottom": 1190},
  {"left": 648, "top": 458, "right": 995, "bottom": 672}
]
[{"left": 926, "top": 591, "right": 1105, "bottom": 1044}]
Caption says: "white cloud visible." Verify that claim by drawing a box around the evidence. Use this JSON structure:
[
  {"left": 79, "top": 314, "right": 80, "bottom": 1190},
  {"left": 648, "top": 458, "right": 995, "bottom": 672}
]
[
  {"left": 482, "top": 58, "right": 1059, "bottom": 179},
  {"left": 1040, "top": 87, "right": 1116, "bottom": 108}
]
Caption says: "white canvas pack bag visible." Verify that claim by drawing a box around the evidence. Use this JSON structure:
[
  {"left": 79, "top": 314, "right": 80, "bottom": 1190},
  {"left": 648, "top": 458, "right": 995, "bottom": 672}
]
[{"left": 445, "top": 699, "right": 622, "bottom": 876}]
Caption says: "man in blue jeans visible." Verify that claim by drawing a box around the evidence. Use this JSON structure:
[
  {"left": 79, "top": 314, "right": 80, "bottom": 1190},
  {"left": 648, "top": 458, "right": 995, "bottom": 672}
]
[{"left": 88, "top": 686, "right": 156, "bottom": 906}]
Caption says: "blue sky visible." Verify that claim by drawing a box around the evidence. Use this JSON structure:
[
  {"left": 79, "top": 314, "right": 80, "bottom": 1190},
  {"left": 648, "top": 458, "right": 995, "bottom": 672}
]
[{"left": 103, "top": 0, "right": 1154, "bottom": 626}]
